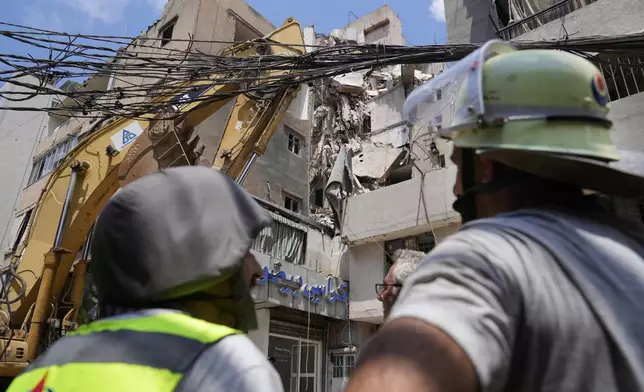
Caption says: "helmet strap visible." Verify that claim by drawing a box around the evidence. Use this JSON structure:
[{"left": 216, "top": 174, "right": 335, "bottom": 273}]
[
  {"left": 453, "top": 152, "right": 535, "bottom": 223},
  {"left": 453, "top": 148, "right": 477, "bottom": 223}
]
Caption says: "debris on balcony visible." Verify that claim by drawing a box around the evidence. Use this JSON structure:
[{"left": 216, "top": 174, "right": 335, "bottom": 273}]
[{"left": 311, "top": 207, "right": 335, "bottom": 228}]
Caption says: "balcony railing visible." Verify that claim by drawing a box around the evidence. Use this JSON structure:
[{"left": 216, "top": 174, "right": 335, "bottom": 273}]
[
  {"left": 595, "top": 55, "right": 644, "bottom": 102},
  {"left": 496, "top": 0, "right": 598, "bottom": 41}
]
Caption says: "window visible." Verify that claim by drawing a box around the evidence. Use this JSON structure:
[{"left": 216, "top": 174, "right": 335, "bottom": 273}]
[
  {"left": 313, "top": 188, "right": 324, "bottom": 209},
  {"left": 284, "top": 194, "right": 302, "bottom": 214},
  {"left": 496, "top": 0, "right": 598, "bottom": 40},
  {"left": 9, "top": 209, "right": 33, "bottom": 252},
  {"left": 435, "top": 88, "right": 442, "bottom": 101},
  {"left": 159, "top": 19, "right": 176, "bottom": 47},
  {"left": 331, "top": 353, "right": 356, "bottom": 379},
  {"left": 385, "top": 232, "right": 436, "bottom": 267},
  {"left": 433, "top": 114, "right": 443, "bottom": 128},
  {"left": 287, "top": 130, "right": 302, "bottom": 156},
  {"left": 362, "top": 114, "right": 372, "bottom": 134},
  {"left": 364, "top": 19, "right": 390, "bottom": 45},
  {"left": 438, "top": 154, "right": 446, "bottom": 168},
  {"left": 28, "top": 137, "right": 78, "bottom": 185},
  {"left": 251, "top": 210, "right": 307, "bottom": 264}
]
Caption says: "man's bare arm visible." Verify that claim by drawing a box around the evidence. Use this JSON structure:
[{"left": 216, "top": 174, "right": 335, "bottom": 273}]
[{"left": 345, "top": 317, "right": 478, "bottom": 392}]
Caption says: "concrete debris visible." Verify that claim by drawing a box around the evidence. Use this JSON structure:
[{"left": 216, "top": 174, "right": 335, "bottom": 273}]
[
  {"left": 311, "top": 207, "right": 335, "bottom": 228},
  {"left": 352, "top": 142, "right": 404, "bottom": 181},
  {"left": 414, "top": 70, "right": 434, "bottom": 84},
  {"left": 332, "top": 72, "right": 366, "bottom": 95},
  {"left": 309, "top": 37, "right": 435, "bottom": 226},
  {"left": 330, "top": 28, "right": 364, "bottom": 44}
]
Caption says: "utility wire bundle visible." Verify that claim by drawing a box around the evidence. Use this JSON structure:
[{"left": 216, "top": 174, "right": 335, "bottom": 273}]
[{"left": 2, "top": 20, "right": 644, "bottom": 120}]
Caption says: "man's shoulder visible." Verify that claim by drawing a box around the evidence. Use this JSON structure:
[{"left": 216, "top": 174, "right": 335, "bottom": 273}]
[
  {"left": 203, "top": 334, "right": 267, "bottom": 364},
  {"left": 178, "top": 334, "right": 283, "bottom": 392}
]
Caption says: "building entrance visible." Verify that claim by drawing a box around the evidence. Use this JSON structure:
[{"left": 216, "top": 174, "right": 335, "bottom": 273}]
[{"left": 268, "top": 333, "right": 321, "bottom": 392}]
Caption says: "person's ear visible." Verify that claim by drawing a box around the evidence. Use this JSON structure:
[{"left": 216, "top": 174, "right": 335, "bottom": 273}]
[{"left": 476, "top": 156, "right": 495, "bottom": 184}]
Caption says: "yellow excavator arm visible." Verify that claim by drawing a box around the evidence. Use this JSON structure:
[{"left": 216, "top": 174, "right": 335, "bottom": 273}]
[{"left": 0, "top": 18, "right": 304, "bottom": 377}]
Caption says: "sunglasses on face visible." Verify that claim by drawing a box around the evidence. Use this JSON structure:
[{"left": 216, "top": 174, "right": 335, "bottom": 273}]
[{"left": 375, "top": 283, "right": 403, "bottom": 295}]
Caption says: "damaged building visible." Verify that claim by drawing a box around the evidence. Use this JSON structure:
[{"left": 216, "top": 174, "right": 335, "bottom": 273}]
[
  {"left": 289, "top": 7, "right": 462, "bottom": 389},
  {"left": 305, "top": 24, "right": 445, "bottom": 231}
]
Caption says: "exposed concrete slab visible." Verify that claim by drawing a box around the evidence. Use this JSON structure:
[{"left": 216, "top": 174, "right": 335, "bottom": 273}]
[
  {"left": 332, "top": 72, "right": 366, "bottom": 95},
  {"left": 370, "top": 123, "right": 409, "bottom": 148},
  {"left": 342, "top": 166, "right": 459, "bottom": 244},
  {"left": 352, "top": 143, "right": 404, "bottom": 180}
]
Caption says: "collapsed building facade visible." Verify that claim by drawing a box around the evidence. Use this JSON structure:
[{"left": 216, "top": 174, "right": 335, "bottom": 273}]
[
  {"left": 1, "top": 4, "right": 465, "bottom": 392},
  {"left": 290, "top": 7, "right": 463, "bottom": 392},
  {"left": 306, "top": 29, "right": 445, "bottom": 230}
]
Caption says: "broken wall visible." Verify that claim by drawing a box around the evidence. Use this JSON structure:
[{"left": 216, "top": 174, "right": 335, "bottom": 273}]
[
  {"left": 345, "top": 5, "right": 405, "bottom": 46},
  {"left": 243, "top": 114, "right": 311, "bottom": 214},
  {"left": 366, "top": 84, "right": 405, "bottom": 132}
]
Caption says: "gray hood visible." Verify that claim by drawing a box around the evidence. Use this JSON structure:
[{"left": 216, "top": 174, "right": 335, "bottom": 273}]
[{"left": 90, "top": 166, "right": 272, "bottom": 307}]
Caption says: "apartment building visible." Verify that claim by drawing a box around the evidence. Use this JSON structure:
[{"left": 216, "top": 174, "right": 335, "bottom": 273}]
[
  {"left": 0, "top": 3, "right": 343, "bottom": 392},
  {"left": 446, "top": 0, "right": 644, "bottom": 221},
  {"left": 4, "top": 0, "right": 312, "bottom": 261},
  {"left": 0, "top": 75, "right": 60, "bottom": 266},
  {"left": 266, "top": 7, "right": 461, "bottom": 391}
]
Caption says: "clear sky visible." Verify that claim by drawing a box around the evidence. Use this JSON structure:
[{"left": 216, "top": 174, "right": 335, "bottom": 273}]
[{"left": 0, "top": 0, "right": 446, "bottom": 60}]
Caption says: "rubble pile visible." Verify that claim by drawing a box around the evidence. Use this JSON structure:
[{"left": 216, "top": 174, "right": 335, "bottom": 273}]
[
  {"left": 310, "top": 206, "right": 335, "bottom": 228},
  {"left": 307, "top": 30, "right": 442, "bottom": 227}
]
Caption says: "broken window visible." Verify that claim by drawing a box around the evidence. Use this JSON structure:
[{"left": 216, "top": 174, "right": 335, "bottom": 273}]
[
  {"left": 233, "top": 17, "right": 262, "bottom": 42},
  {"left": 159, "top": 18, "right": 177, "bottom": 47},
  {"left": 287, "top": 130, "right": 302, "bottom": 156},
  {"left": 364, "top": 19, "right": 390, "bottom": 45},
  {"left": 385, "top": 165, "right": 412, "bottom": 186},
  {"left": 384, "top": 232, "right": 436, "bottom": 269},
  {"left": 251, "top": 210, "right": 307, "bottom": 265},
  {"left": 362, "top": 114, "right": 372, "bottom": 134},
  {"left": 314, "top": 188, "right": 325, "bottom": 208},
  {"left": 9, "top": 208, "right": 33, "bottom": 252},
  {"left": 284, "top": 193, "right": 302, "bottom": 213},
  {"left": 438, "top": 154, "right": 446, "bottom": 168}
]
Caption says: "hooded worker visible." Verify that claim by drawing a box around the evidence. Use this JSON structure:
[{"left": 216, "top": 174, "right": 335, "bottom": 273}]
[
  {"left": 7, "top": 166, "right": 285, "bottom": 392},
  {"left": 347, "top": 41, "right": 644, "bottom": 392}
]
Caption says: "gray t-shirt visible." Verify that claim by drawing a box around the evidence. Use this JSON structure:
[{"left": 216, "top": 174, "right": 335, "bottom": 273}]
[
  {"left": 389, "top": 207, "right": 644, "bottom": 392},
  {"left": 99, "top": 309, "right": 284, "bottom": 392},
  {"left": 178, "top": 333, "right": 284, "bottom": 392}
]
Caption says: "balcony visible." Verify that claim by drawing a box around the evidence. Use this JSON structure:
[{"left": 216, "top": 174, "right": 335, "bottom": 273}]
[
  {"left": 495, "top": 0, "right": 599, "bottom": 41},
  {"left": 341, "top": 165, "right": 459, "bottom": 245},
  {"left": 595, "top": 54, "right": 644, "bottom": 102}
]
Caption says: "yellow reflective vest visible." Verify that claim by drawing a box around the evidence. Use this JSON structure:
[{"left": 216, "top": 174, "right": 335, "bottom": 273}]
[{"left": 7, "top": 310, "right": 241, "bottom": 392}]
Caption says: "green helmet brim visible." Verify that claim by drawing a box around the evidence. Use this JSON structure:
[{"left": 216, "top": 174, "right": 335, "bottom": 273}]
[
  {"left": 447, "top": 119, "right": 619, "bottom": 162},
  {"left": 478, "top": 148, "right": 644, "bottom": 198}
]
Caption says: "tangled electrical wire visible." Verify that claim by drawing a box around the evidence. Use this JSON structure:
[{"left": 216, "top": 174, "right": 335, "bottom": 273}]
[{"left": 2, "top": 20, "right": 644, "bottom": 121}]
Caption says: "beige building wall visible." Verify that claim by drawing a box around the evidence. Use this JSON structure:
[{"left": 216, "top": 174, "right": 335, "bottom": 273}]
[{"left": 13, "top": 0, "right": 310, "bottom": 237}]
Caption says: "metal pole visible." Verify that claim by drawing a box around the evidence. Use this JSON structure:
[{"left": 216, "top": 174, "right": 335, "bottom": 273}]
[
  {"left": 81, "top": 224, "right": 95, "bottom": 260},
  {"left": 53, "top": 169, "right": 78, "bottom": 248},
  {"left": 237, "top": 153, "right": 258, "bottom": 186},
  {"left": 53, "top": 161, "right": 87, "bottom": 248}
]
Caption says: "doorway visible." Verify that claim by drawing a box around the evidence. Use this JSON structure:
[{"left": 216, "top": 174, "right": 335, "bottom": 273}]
[{"left": 268, "top": 333, "right": 322, "bottom": 392}]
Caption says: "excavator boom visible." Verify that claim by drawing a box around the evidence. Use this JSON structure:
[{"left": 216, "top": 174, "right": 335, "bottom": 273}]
[{"left": 0, "top": 18, "right": 304, "bottom": 378}]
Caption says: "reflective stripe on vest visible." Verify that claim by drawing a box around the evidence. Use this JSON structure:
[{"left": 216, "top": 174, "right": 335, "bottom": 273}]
[{"left": 7, "top": 310, "right": 241, "bottom": 392}]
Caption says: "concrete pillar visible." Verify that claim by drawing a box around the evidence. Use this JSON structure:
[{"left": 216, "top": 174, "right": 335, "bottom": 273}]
[{"left": 248, "top": 308, "right": 271, "bottom": 354}]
